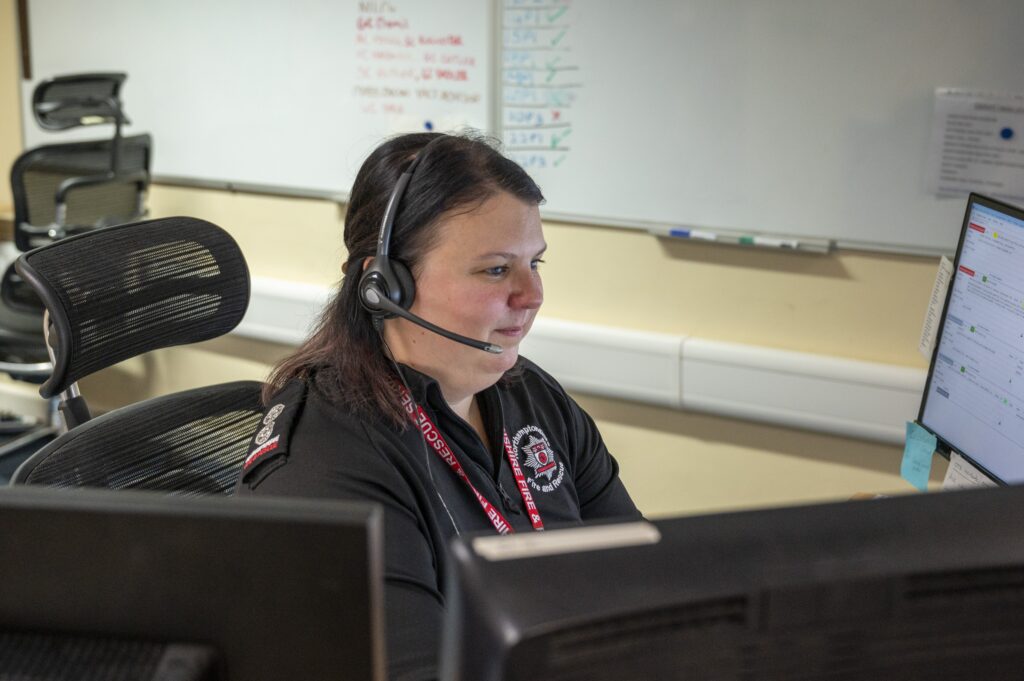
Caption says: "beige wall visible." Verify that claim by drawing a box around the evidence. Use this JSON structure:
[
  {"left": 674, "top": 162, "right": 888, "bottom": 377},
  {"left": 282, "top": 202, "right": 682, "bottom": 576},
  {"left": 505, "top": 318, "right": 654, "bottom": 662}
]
[
  {"left": 0, "top": 0, "right": 21, "bottom": 207},
  {"left": 1, "top": 1, "right": 945, "bottom": 516},
  {"left": 115, "top": 184, "right": 945, "bottom": 515}
]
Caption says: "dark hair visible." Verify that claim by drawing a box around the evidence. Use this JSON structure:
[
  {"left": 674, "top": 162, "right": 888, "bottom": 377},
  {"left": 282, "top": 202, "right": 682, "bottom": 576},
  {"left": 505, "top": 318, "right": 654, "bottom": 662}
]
[{"left": 264, "top": 132, "right": 545, "bottom": 426}]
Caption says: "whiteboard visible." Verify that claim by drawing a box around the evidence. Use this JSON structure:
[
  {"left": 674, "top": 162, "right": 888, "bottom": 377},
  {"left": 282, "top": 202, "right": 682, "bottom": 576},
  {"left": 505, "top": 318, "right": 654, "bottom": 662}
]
[
  {"left": 499, "top": 0, "right": 1024, "bottom": 254},
  {"left": 21, "top": 1, "right": 1024, "bottom": 253},
  {"left": 22, "top": 0, "right": 494, "bottom": 198}
]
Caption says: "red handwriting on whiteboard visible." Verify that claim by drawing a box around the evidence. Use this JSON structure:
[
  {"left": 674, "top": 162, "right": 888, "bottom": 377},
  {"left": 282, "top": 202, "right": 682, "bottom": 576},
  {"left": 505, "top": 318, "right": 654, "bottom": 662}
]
[
  {"left": 419, "top": 34, "right": 464, "bottom": 46},
  {"left": 435, "top": 69, "right": 468, "bottom": 81}
]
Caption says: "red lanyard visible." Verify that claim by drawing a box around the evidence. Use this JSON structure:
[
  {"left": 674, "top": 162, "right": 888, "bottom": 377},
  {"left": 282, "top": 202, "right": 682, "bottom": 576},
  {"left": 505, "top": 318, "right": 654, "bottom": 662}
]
[{"left": 399, "top": 385, "right": 545, "bottom": 534}]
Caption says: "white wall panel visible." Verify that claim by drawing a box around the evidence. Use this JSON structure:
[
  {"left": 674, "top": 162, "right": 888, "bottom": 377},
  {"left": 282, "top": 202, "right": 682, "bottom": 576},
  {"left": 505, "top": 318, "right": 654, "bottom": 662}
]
[{"left": 237, "top": 279, "right": 927, "bottom": 444}]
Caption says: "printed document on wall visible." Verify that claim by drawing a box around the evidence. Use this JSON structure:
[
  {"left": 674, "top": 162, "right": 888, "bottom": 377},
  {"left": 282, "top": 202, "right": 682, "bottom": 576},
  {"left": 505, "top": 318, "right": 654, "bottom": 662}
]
[{"left": 925, "top": 89, "right": 1024, "bottom": 202}]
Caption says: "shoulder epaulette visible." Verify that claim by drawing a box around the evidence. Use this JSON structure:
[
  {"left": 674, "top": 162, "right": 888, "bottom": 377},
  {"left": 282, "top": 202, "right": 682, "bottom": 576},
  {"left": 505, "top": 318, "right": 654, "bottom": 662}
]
[{"left": 241, "top": 379, "right": 308, "bottom": 480}]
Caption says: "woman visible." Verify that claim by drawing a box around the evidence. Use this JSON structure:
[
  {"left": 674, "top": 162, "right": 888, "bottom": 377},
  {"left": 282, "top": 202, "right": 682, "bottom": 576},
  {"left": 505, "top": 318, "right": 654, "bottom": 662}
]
[{"left": 236, "top": 132, "right": 640, "bottom": 680}]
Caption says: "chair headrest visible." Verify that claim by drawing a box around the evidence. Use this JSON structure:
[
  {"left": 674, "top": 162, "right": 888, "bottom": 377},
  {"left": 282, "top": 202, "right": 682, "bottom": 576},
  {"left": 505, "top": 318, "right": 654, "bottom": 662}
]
[
  {"left": 15, "top": 216, "right": 251, "bottom": 398},
  {"left": 33, "top": 72, "right": 128, "bottom": 130}
]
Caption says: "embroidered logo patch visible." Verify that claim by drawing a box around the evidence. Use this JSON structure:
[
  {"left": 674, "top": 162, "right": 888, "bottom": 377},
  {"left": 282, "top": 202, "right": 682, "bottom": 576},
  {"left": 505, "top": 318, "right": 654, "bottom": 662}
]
[
  {"left": 263, "top": 403, "right": 285, "bottom": 425},
  {"left": 255, "top": 402, "right": 287, "bottom": 446},
  {"left": 254, "top": 424, "right": 273, "bottom": 445},
  {"left": 512, "top": 425, "right": 565, "bottom": 493},
  {"left": 244, "top": 402, "right": 289, "bottom": 472}
]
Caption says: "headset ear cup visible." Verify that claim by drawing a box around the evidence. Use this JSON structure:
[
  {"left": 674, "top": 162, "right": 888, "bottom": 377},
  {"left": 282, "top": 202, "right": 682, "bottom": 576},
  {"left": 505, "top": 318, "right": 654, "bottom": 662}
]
[
  {"left": 391, "top": 259, "right": 416, "bottom": 310},
  {"left": 358, "top": 258, "right": 415, "bottom": 319}
]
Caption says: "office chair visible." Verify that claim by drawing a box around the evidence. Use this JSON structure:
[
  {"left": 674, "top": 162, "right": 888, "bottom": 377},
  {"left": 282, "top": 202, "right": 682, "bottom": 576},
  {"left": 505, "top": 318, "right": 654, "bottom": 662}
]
[
  {"left": 3, "top": 132, "right": 151, "bottom": 426},
  {"left": 9, "top": 216, "right": 264, "bottom": 495},
  {"left": 0, "top": 74, "right": 152, "bottom": 468},
  {"left": 15, "top": 72, "right": 150, "bottom": 250},
  {"left": 10, "top": 133, "right": 152, "bottom": 251}
]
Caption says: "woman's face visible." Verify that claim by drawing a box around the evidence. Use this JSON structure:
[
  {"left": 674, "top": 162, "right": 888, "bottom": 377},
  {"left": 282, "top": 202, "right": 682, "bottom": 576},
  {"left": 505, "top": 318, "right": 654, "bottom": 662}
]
[{"left": 384, "top": 190, "right": 546, "bottom": 400}]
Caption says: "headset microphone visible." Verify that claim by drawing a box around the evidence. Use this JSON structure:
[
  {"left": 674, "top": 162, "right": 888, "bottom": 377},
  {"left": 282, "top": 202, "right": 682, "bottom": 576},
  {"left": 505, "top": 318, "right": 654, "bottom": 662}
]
[{"left": 362, "top": 284, "right": 503, "bottom": 354}]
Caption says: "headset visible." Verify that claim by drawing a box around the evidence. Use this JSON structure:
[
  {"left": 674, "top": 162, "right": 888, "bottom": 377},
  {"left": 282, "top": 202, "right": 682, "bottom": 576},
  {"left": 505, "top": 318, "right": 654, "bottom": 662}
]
[{"left": 358, "top": 137, "right": 502, "bottom": 354}]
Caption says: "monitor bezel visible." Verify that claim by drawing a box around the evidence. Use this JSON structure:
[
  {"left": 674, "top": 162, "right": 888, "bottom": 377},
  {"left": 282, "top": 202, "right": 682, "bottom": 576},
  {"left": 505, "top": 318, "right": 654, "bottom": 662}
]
[
  {"left": 916, "top": 192, "right": 1024, "bottom": 485},
  {"left": 0, "top": 485, "right": 386, "bottom": 681},
  {"left": 441, "top": 486, "right": 1024, "bottom": 681}
]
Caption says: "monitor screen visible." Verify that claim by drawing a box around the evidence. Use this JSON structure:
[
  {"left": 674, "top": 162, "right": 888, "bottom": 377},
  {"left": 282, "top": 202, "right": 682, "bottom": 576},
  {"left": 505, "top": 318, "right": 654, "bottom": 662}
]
[
  {"left": 441, "top": 487, "right": 1024, "bottom": 681},
  {"left": 919, "top": 193, "right": 1024, "bottom": 484},
  {"left": 0, "top": 486, "right": 385, "bottom": 681}
]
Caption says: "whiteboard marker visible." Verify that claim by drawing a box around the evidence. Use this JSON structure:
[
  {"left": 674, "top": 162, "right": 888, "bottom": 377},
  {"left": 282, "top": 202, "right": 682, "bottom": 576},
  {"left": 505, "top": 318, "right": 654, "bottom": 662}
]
[{"left": 668, "top": 228, "right": 717, "bottom": 241}]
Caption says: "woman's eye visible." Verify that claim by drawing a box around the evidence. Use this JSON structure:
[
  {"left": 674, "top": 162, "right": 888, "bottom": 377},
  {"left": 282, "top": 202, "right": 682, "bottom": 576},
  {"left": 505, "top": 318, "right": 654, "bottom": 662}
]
[
  {"left": 484, "top": 265, "right": 509, "bottom": 276},
  {"left": 531, "top": 258, "right": 546, "bottom": 271}
]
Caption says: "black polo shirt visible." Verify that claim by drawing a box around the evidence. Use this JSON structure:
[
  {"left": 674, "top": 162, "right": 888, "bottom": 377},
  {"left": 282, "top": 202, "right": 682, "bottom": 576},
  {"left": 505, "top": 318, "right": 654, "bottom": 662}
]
[{"left": 236, "top": 357, "right": 641, "bottom": 681}]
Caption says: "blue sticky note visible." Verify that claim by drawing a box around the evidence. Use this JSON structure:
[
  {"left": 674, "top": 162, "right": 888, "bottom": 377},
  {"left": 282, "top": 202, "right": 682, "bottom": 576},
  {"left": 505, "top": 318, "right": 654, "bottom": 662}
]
[{"left": 901, "top": 421, "right": 936, "bottom": 491}]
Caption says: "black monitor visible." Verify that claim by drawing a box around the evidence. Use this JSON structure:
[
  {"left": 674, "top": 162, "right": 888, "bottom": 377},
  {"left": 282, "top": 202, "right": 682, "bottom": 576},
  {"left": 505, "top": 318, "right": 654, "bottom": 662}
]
[
  {"left": 442, "top": 486, "right": 1024, "bottom": 680},
  {"left": 919, "top": 193, "right": 1024, "bottom": 484},
  {"left": 0, "top": 486, "right": 385, "bottom": 681}
]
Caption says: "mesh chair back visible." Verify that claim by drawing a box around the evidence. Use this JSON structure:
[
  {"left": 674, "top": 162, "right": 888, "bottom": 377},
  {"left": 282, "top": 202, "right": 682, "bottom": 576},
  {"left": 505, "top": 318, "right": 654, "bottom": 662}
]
[
  {"left": 11, "top": 134, "right": 152, "bottom": 251},
  {"left": 32, "top": 72, "right": 127, "bottom": 130},
  {"left": 12, "top": 381, "right": 264, "bottom": 494},
  {"left": 16, "top": 216, "right": 251, "bottom": 398}
]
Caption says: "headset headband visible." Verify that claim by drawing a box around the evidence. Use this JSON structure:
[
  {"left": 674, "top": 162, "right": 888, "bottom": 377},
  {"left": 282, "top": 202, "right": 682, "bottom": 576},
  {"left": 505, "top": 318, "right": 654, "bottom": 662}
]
[{"left": 375, "top": 135, "right": 444, "bottom": 260}]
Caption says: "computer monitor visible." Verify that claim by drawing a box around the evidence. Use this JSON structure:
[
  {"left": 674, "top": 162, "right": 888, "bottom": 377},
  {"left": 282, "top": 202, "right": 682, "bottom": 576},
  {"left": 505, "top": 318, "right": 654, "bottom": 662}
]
[
  {"left": 441, "top": 486, "right": 1024, "bottom": 681},
  {"left": 919, "top": 193, "right": 1024, "bottom": 484},
  {"left": 0, "top": 486, "right": 385, "bottom": 681}
]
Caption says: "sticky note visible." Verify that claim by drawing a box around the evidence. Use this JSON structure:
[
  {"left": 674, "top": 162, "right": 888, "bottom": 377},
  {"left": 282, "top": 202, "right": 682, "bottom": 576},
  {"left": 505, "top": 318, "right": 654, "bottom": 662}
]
[{"left": 901, "top": 421, "right": 936, "bottom": 491}]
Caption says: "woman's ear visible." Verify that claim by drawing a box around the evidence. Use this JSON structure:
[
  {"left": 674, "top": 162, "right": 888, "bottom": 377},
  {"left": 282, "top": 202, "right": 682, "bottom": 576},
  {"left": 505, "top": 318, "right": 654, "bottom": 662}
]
[{"left": 343, "top": 256, "right": 375, "bottom": 276}]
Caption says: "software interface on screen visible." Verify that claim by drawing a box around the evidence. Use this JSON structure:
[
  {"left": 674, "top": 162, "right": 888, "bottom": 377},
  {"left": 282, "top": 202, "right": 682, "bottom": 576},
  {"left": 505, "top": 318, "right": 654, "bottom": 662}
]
[{"left": 922, "top": 199, "right": 1024, "bottom": 483}]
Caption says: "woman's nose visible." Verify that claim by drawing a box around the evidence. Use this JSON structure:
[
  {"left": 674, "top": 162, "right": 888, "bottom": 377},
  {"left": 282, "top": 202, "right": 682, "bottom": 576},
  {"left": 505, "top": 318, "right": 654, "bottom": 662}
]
[{"left": 510, "top": 269, "right": 543, "bottom": 310}]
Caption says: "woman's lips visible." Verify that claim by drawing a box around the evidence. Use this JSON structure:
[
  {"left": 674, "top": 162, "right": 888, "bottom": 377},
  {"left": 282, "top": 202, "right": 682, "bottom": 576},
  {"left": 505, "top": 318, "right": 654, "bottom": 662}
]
[{"left": 495, "top": 326, "right": 524, "bottom": 337}]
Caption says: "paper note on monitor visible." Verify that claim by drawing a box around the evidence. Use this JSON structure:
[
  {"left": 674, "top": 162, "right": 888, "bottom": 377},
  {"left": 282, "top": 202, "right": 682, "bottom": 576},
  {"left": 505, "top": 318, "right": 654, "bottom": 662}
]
[
  {"left": 919, "top": 255, "right": 953, "bottom": 359},
  {"left": 943, "top": 451, "right": 998, "bottom": 490}
]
